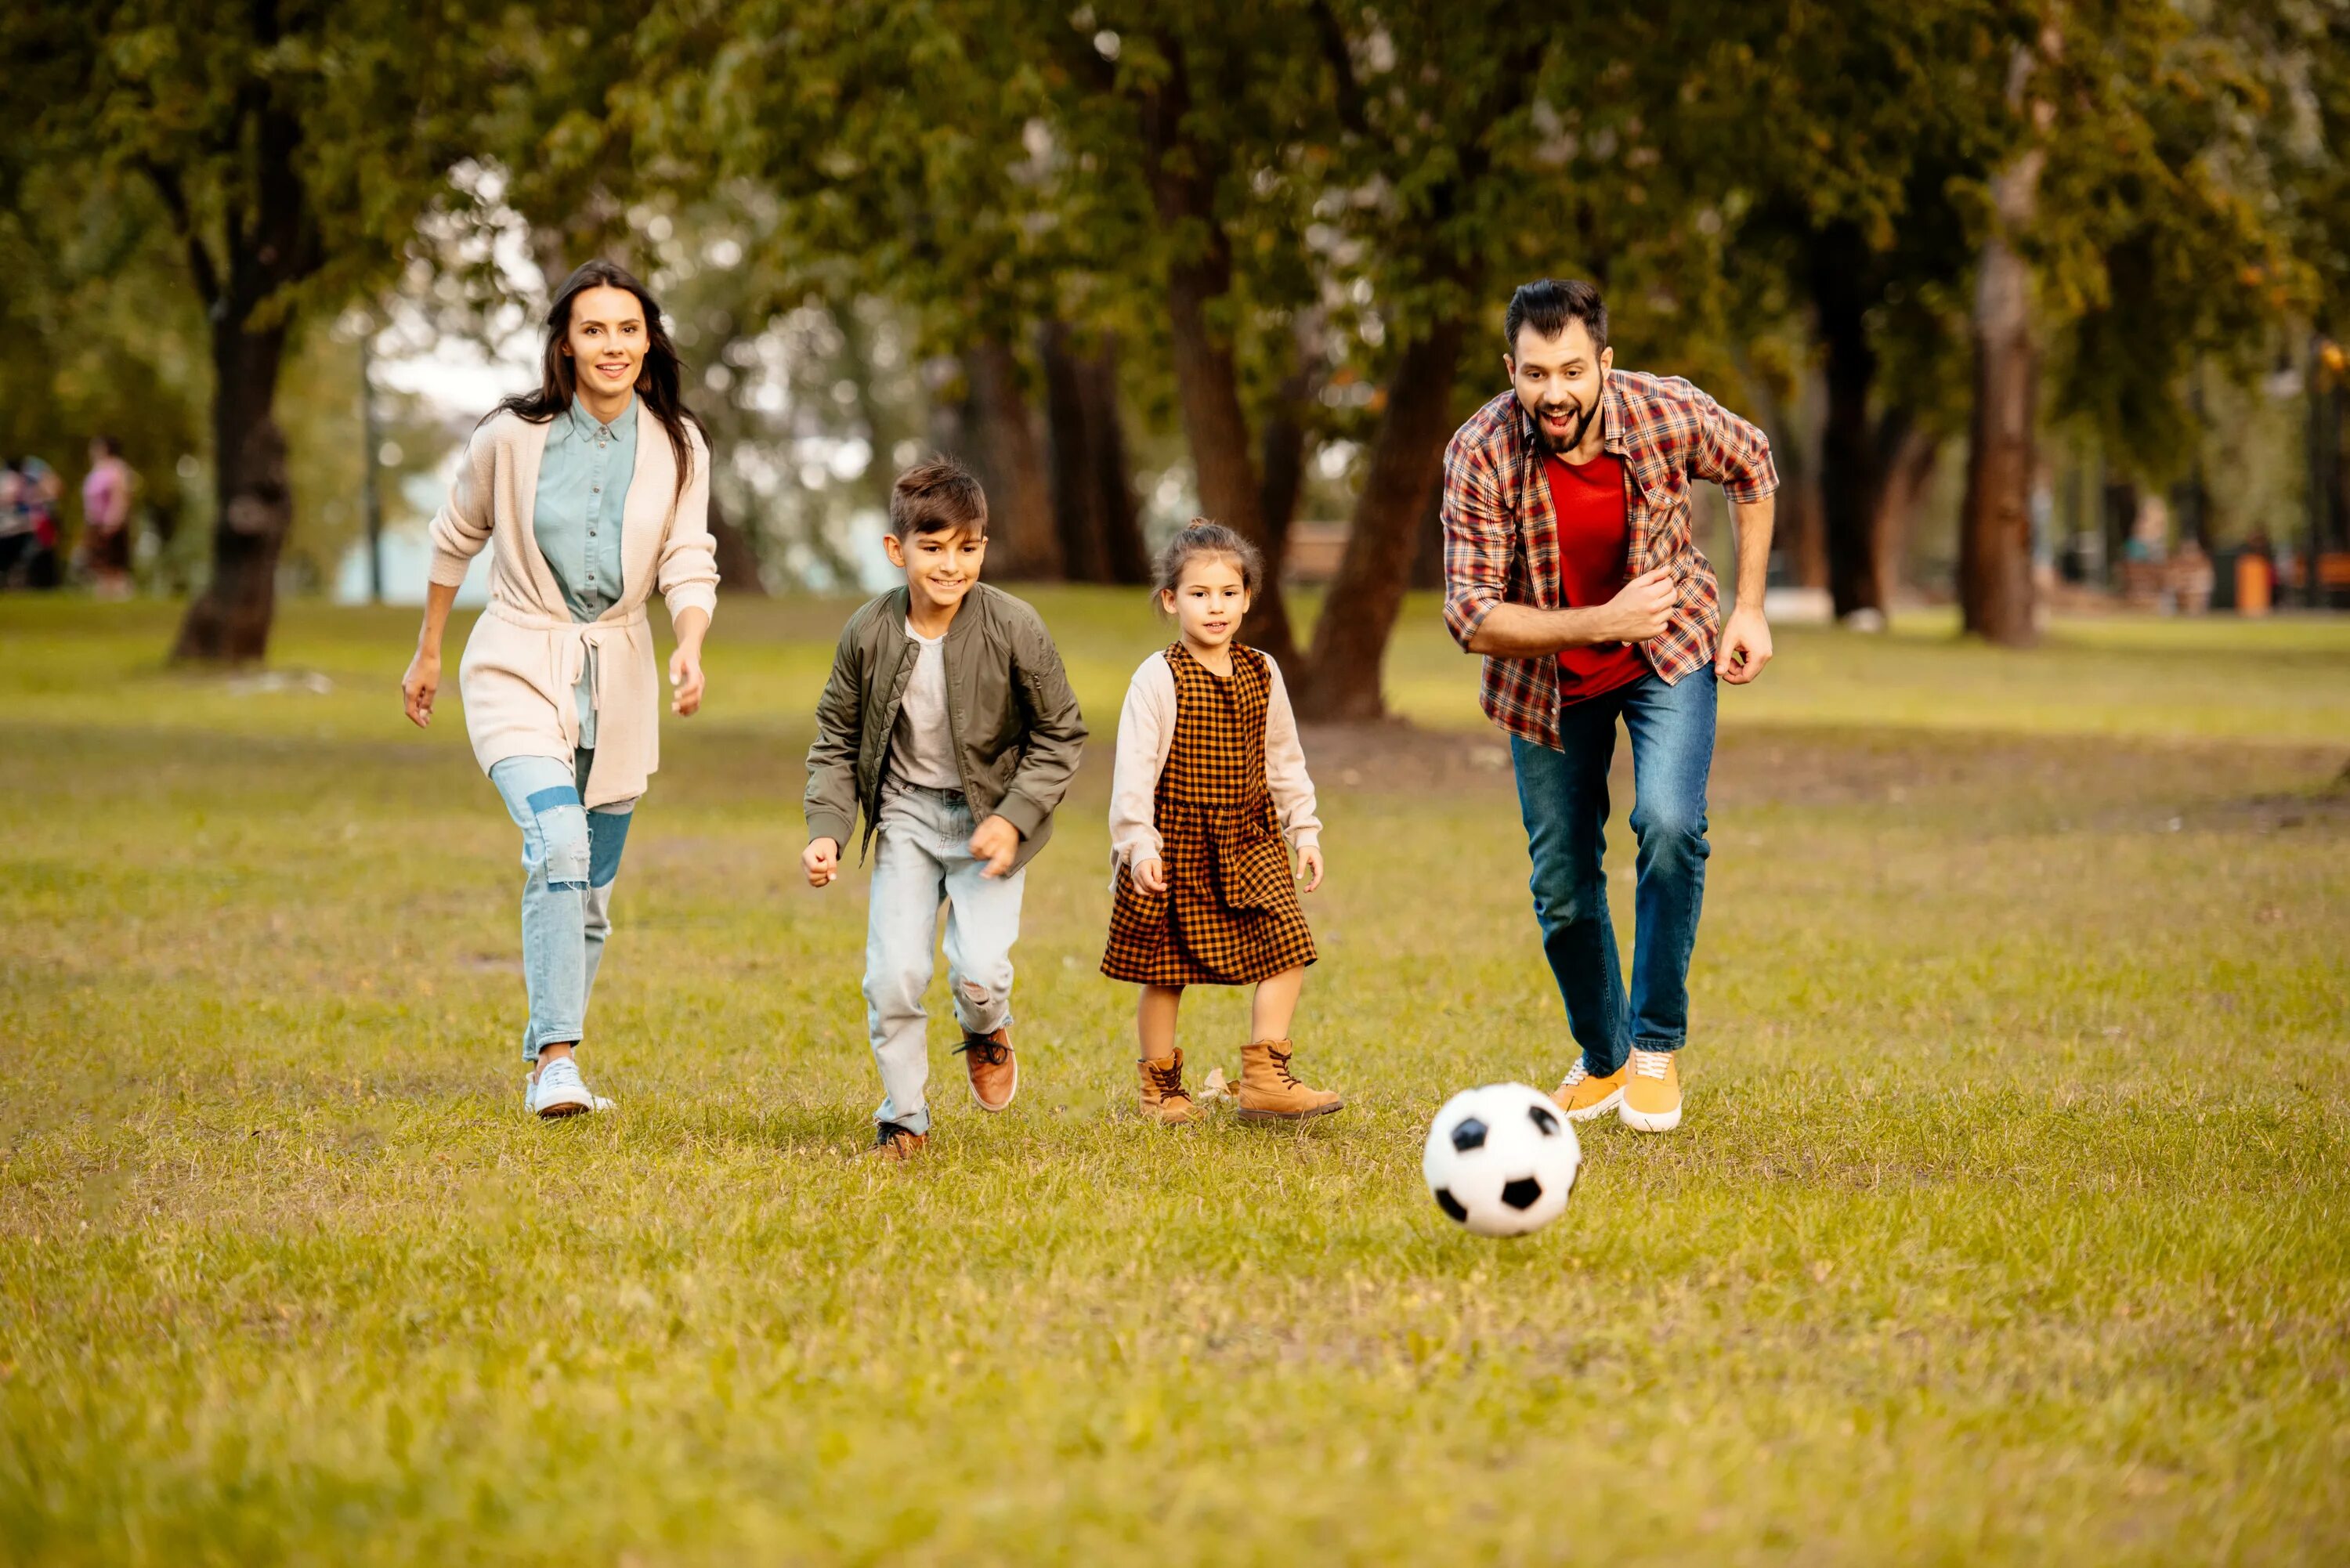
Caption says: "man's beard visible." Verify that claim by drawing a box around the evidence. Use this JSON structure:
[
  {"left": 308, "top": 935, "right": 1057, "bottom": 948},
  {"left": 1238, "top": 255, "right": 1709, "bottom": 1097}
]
[{"left": 1532, "top": 377, "right": 1603, "bottom": 455}]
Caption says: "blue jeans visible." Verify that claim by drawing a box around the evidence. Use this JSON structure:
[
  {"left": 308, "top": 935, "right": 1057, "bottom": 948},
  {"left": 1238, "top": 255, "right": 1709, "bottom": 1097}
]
[
  {"left": 488, "top": 752, "right": 635, "bottom": 1062},
  {"left": 1511, "top": 668, "right": 1715, "bottom": 1075},
  {"left": 863, "top": 782, "right": 1025, "bottom": 1135}
]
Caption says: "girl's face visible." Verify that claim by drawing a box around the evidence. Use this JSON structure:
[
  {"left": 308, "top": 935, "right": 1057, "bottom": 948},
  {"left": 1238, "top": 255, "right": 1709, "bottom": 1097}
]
[
  {"left": 562, "top": 284, "right": 648, "bottom": 403},
  {"left": 1160, "top": 554, "right": 1250, "bottom": 650}
]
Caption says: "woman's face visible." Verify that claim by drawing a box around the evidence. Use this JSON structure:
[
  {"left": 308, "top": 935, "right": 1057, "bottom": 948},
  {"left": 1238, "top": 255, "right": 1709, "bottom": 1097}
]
[
  {"left": 562, "top": 284, "right": 648, "bottom": 403},
  {"left": 1160, "top": 554, "right": 1251, "bottom": 650}
]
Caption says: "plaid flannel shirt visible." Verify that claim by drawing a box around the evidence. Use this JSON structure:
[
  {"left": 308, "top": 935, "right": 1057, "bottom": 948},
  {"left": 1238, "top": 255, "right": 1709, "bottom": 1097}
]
[{"left": 1441, "top": 371, "right": 1777, "bottom": 751}]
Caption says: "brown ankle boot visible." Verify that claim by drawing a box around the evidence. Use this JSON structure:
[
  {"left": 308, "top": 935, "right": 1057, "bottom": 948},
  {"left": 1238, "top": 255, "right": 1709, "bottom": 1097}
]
[
  {"left": 1137, "top": 1047, "right": 1206, "bottom": 1125},
  {"left": 1237, "top": 1039, "right": 1343, "bottom": 1121}
]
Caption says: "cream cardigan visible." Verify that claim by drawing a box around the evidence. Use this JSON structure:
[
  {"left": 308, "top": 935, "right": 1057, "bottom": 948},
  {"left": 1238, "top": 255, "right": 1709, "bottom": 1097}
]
[{"left": 428, "top": 406, "right": 719, "bottom": 808}]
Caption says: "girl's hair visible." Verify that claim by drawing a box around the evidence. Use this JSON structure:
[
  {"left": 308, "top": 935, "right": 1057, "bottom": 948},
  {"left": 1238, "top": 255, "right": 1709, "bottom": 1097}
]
[
  {"left": 494, "top": 259, "right": 705, "bottom": 505},
  {"left": 1152, "top": 518, "right": 1264, "bottom": 603}
]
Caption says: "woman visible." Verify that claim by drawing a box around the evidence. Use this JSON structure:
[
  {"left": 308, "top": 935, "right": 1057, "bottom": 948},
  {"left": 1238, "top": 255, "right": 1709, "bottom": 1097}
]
[{"left": 401, "top": 259, "right": 719, "bottom": 1117}]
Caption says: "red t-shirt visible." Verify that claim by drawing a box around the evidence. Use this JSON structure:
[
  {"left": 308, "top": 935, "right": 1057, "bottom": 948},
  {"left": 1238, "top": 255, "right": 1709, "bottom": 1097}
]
[{"left": 1543, "top": 450, "right": 1648, "bottom": 704}]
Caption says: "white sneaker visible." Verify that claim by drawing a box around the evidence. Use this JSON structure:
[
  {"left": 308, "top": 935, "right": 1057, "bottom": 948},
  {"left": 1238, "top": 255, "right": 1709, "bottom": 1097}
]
[{"left": 525, "top": 1056, "right": 612, "bottom": 1118}]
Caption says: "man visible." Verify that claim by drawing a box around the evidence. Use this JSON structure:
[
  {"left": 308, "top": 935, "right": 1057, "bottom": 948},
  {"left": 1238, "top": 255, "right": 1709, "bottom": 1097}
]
[{"left": 1442, "top": 278, "right": 1777, "bottom": 1133}]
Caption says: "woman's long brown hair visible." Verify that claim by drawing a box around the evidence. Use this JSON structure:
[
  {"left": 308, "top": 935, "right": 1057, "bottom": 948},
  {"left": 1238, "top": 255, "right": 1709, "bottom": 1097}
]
[{"left": 494, "top": 259, "right": 705, "bottom": 506}]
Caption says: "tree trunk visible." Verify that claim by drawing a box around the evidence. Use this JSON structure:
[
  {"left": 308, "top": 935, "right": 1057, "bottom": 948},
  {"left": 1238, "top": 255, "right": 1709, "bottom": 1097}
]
[
  {"left": 1133, "top": 33, "right": 1300, "bottom": 667},
  {"left": 707, "top": 486, "right": 765, "bottom": 596},
  {"left": 1813, "top": 222, "right": 1885, "bottom": 621},
  {"left": 1297, "top": 316, "right": 1469, "bottom": 719},
  {"left": 1959, "top": 40, "right": 2054, "bottom": 646},
  {"left": 1871, "top": 419, "right": 1939, "bottom": 613},
  {"left": 1958, "top": 216, "right": 2041, "bottom": 644},
  {"left": 1039, "top": 323, "right": 1148, "bottom": 584},
  {"left": 174, "top": 321, "right": 295, "bottom": 663},
  {"left": 964, "top": 339, "right": 1061, "bottom": 580}
]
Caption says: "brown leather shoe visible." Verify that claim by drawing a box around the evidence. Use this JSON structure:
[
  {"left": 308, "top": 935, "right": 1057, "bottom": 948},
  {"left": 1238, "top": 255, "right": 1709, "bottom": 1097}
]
[
  {"left": 1137, "top": 1047, "right": 1206, "bottom": 1125},
  {"left": 866, "top": 1121, "right": 927, "bottom": 1160},
  {"left": 1236, "top": 1039, "right": 1343, "bottom": 1121},
  {"left": 955, "top": 1027, "right": 1018, "bottom": 1112}
]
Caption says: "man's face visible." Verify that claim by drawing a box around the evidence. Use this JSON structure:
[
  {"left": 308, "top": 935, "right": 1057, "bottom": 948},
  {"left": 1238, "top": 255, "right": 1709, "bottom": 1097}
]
[
  {"left": 884, "top": 525, "right": 988, "bottom": 614},
  {"left": 1507, "top": 320, "right": 1613, "bottom": 456}
]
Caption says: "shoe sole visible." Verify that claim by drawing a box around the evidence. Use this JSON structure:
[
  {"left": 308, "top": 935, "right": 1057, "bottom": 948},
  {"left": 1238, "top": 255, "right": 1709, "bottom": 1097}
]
[
  {"left": 971, "top": 1060, "right": 1018, "bottom": 1113},
  {"left": 1618, "top": 1100, "right": 1682, "bottom": 1133},
  {"left": 1235, "top": 1098, "right": 1345, "bottom": 1122},
  {"left": 1559, "top": 1087, "right": 1624, "bottom": 1122}
]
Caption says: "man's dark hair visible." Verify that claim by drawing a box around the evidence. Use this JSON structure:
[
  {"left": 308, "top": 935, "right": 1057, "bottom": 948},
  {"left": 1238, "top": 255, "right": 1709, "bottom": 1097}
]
[
  {"left": 889, "top": 454, "right": 989, "bottom": 540},
  {"left": 1505, "top": 278, "right": 1608, "bottom": 357}
]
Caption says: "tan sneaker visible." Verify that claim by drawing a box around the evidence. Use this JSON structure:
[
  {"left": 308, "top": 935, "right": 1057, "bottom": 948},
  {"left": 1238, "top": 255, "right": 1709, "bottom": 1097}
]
[
  {"left": 955, "top": 1027, "right": 1018, "bottom": 1112},
  {"left": 1235, "top": 1039, "right": 1343, "bottom": 1121},
  {"left": 1618, "top": 1047, "right": 1682, "bottom": 1133},
  {"left": 866, "top": 1121, "right": 928, "bottom": 1160},
  {"left": 1553, "top": 1060, "right": 1627, "bottom": 1122},
  {"left": 1137, "top": 1048, "right": 1206, "bottom": 1125}
]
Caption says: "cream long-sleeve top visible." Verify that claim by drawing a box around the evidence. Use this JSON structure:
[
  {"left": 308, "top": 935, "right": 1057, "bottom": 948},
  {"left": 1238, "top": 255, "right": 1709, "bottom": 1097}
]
[
  {"left": 1108, "top": 649, "right": 1321, "bottom": 873},
  {"left": 428, "top": 406, "right": 719, "bottom": 808}
]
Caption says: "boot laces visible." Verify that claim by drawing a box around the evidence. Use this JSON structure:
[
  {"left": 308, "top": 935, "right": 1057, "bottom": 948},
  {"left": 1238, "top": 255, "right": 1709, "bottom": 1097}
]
[
  {"left": 1144, "top": 1057, "right": 1190, "bottom": 1100},
  {"left": 1629, "top": 1048, "right": 1672, "bottom": 1080},
  {"left": 1267, "top": 1045, "right": 1303, "bottom": 1087},
  {"left": 954, "top": 1034, "right": 1009, "bottom": 1066}
]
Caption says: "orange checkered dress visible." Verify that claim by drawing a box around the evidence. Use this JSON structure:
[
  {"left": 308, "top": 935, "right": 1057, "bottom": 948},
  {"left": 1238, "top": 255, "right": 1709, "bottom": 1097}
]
[{"left": 1101, "top": 644, "right": 1318, "bottom": 986}]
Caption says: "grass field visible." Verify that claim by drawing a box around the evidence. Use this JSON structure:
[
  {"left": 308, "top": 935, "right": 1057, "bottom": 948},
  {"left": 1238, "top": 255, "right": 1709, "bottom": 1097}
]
[{"left": 3, "top": 592, "right": 2347, "bottom": 1565}]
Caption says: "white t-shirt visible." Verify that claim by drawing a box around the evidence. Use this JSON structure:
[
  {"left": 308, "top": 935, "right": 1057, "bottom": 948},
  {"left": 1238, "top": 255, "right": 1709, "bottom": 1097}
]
[{"left": 888, "top": 621, "right": 962, "bottom": 789}]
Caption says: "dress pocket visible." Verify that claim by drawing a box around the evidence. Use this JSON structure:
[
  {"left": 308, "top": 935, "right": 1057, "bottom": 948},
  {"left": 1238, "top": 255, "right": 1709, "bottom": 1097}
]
[{"left": 1215, "top": 833, "right": 1293, "bottom": 914}]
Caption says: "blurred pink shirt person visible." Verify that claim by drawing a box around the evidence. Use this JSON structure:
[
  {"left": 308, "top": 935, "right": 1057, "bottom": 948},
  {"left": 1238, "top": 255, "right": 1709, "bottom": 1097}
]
[{"left": 81, "top": 436, "right": 133, "bottom": 597}]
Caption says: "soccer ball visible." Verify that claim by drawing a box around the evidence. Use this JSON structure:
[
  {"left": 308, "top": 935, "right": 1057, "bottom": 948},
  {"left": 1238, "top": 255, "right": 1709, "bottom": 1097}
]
[{"left": 1422, "top": 1083, "right": 1582, "bottom": 1237}]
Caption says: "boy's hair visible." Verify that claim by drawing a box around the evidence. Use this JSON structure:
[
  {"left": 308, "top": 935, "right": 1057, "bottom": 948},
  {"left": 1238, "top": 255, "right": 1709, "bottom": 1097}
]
[
  {"left": 890, "top": 455, "right": 989, "bottom": 540},
  {"left": 1152, "top": 518, "right": 1264, "bottom": 604}
]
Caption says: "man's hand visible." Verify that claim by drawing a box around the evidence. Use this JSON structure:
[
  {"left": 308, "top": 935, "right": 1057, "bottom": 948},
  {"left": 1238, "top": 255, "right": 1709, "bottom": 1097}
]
[
  {"left": 969, "top": 815, "right": 1021, "bottom": 878},
  {"left": 802, "top": 837, "right": 841, "bottom": 887},
  {"left": 1298, "top": 844, "right": 1325, "bottom": 894},
  {"left": 668, "top": 644, "right": 706, "bottom": 716},
  {"left": 401, "top": 646, "right": 442, "bottom": 728},
  {"left": 1715, "top": 605, "right": 1773, "bottom": 685},
  {"left": 1132, "top": 856, "right": 1167, "bottom": 894},
  {"left": 1603, "top": 568, "right": 1676, "bottom": 643}
]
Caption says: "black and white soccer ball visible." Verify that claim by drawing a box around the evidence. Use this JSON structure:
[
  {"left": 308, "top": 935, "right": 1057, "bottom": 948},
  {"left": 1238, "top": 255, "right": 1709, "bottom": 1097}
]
[{"left": 1422, "top": 1083, "right": 1582, "bottom": 1237}]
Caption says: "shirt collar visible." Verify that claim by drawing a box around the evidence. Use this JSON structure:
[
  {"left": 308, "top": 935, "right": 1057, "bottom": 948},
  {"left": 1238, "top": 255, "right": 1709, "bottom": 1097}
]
[{"left": 566, "top": 394, "right": 637, "bottom": 443}]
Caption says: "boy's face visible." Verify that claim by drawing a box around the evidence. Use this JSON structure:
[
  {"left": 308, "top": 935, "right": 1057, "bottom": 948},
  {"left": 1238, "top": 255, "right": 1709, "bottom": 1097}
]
[
  {"left": 1159, "top": 555, "right": 1250, "bottom": 651},
  {"left": 884, "top": 525, "right": 988, "bottom": 615}
]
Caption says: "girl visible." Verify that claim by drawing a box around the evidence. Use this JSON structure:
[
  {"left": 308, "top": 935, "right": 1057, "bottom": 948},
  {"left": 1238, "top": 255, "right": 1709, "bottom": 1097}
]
[
  {"left": 400, "top": 259, "right": 719, "bottom": 1118},
  {"left": 1102, "top": 521, "right": 1342, "bottom": 1125}
]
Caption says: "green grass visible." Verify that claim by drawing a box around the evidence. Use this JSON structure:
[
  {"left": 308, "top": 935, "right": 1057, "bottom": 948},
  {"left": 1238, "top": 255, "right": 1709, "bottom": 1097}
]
[{"left": 2, "top": 593, "right": 2347, "bottom": 1565}]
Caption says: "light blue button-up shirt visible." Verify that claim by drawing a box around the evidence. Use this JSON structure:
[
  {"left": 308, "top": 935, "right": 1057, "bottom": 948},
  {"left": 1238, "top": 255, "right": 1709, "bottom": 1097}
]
[{"left": 533, "top": 396, "right": 637, "bottom": 750}]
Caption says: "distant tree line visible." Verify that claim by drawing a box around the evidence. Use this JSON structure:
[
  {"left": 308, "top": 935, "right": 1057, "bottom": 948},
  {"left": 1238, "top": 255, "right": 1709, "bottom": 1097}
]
[{"left": 5, "top": 0, "right": 2347, "bottom": 707}]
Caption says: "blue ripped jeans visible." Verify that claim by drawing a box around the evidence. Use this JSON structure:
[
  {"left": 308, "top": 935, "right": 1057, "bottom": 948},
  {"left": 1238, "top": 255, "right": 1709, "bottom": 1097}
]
[
  {"left": 488, "top": 752, "right": 635, "bottom": 1061},
  {"left": 1512, "top": 668, "right": 1716, "bottom": 1077}
]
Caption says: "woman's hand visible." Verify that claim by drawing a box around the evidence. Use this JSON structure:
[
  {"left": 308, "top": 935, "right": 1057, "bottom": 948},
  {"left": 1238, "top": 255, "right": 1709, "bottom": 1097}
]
[
  {"left": 670, "top": 605, "right": 710, "bottom": 717},
  {"left": 402, "top": 646, "right": 442, "bottom": 728},
  {"left": 668, "top": 644, "right": 705, "bottom": 716},
  {"left": 1298, "top": 844, "right": 1325, "bottom": 894},
  {"left": 1133, "top": 856, "right": 1167, "bottom": 895}
]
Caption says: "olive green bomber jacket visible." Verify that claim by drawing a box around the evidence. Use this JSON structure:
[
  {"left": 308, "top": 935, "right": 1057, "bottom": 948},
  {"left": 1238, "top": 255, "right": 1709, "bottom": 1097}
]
[{"left": 803, "top": 584, "right": 1087, "bottom": 873}]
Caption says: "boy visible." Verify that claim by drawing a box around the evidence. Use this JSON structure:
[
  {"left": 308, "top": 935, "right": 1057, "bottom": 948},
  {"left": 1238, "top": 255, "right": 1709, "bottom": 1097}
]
[{"left": 802, "top": 457, "right": 1087, "bottom": 1158}]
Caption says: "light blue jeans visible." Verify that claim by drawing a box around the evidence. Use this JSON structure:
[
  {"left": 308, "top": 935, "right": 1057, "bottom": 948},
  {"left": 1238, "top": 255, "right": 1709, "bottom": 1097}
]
[
  {"left": 488, "top": 752, "right": 635, "bottom": 1062},
  {"left": 863, "top": 783, "right": 1025, "bottom": 1135}
]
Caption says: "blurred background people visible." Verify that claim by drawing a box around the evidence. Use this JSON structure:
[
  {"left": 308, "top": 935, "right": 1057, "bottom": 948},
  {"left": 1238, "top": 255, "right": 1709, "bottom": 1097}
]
[{"left": 78, "top": 436, "right": 136, "bottom": 598}]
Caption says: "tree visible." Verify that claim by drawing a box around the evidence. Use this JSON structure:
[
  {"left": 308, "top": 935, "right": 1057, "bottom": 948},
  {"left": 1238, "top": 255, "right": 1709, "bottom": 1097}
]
[{"left": 3, "top": 0, "right": 513, "bottom": 660}]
